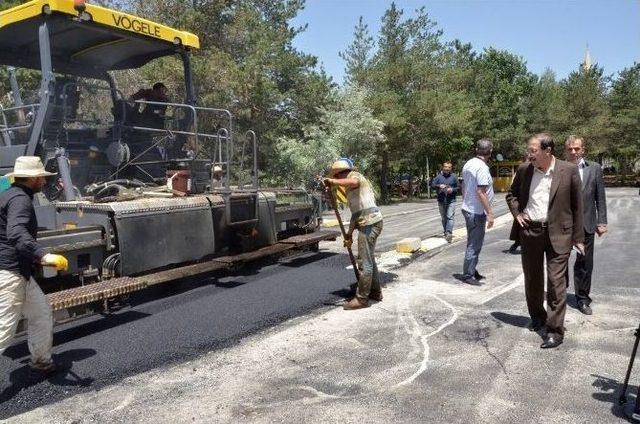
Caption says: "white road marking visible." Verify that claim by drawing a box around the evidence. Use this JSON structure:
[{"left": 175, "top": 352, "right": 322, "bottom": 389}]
[
  {"left": 478, "top": 274, "right": 524, "bottom": 305},
  {"left": 395, "top": 293, "right": 459, "bottom": 387}
]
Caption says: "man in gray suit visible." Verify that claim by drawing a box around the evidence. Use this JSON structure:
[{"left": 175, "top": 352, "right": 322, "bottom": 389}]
[{"left": 565, "top": 135, "right": 608, "bottom": 315}]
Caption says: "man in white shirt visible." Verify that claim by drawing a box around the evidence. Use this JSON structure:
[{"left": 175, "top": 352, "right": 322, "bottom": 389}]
[
  {"left": 507, "top": 133, "right": 584, "bottom": 349},
  {"left": 460, "top": 139, "right": 495, "bottom": 286}
]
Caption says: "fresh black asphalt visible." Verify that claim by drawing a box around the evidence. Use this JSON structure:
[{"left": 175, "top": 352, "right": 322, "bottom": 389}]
[{"left": 0, "top": 250, "right": 389, "bottom": 419}]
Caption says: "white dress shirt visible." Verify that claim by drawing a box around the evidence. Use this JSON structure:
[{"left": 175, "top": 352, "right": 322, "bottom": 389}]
[
  {"left": 524, "top": 157, "right": 556, "bottom": 222},
  {"left": 578, "top": 158, "right": 586, "bottom": 181}
]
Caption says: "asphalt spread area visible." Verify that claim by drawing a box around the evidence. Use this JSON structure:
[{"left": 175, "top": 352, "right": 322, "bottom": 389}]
[
  {"left": 5, "top": 188, "right": 640, "bottom": 423},
  {"left": 0, "top": 231, "right": 560, "bottom": 422},
  {"left": 0, "top": 250, "right": 380, "bottom": 419}
]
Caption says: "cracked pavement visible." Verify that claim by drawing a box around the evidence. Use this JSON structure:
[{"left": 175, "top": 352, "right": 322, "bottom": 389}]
[{"left": 8, "top": 188, "right": 640, "bottom": 423}]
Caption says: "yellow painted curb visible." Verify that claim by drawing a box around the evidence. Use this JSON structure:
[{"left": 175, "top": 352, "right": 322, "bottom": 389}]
[
  {"left": 322, "top": 219, "right": 342, "bottom": 227},
  {"left": 396, "top": 237, "right": 422, "bottom": 253}
]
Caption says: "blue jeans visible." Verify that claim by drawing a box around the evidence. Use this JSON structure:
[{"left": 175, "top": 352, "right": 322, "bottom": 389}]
[
  {"left": 462, "top": 210, "right": 486, "bottom": 279},
  {"left": 438, "top": 201, "right": 455, "bottom": 234}
]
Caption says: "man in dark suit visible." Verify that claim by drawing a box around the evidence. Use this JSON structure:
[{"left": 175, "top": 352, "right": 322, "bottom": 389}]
[
  {"left": 565, "top": 135, "right": 607, "bottom": 315},
  {"left": 506, "top": 133, "right": 584, "bottom": 349}
]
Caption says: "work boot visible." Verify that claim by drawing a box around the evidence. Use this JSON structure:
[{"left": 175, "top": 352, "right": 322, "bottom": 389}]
[
  {"left": 343, "top": 297, "right": 369, "bottom": 310},
  {"left": 29, "top": 360, "right": 57, "bottom": 377},
  {"left": 369, "top": 292, "right": 383, "bottom": 302}
]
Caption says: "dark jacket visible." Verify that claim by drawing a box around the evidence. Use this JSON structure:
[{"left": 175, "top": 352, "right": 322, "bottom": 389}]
[
  {"left": 579, "top": 160, "right": 607, "bottom": 233},
  {"left": 0, "top": 184, "right": 46, "bottom": 279},
  {"left": 506, "top": 159, "right": 584, "bottom": 255},
  {"left": 430, "top": 173, "right": 458, "bottom": 203}
]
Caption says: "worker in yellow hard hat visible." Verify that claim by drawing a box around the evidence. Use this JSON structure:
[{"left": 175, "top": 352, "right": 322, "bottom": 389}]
[
  {"left": 0, "top": 156, "right": 68, "bottom": 376},
  {"left": 325, "top": 158, "right": 384, "bottom": 310}
]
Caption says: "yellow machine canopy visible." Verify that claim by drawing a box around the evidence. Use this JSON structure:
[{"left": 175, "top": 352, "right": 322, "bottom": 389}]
[{"left": 0, "top": 0, "right": 200, "bottom": 77}]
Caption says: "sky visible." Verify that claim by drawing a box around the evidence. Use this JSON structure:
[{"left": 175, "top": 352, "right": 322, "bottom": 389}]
[{"left": 291, "top": 0, "right": 640, "bottom": 85}]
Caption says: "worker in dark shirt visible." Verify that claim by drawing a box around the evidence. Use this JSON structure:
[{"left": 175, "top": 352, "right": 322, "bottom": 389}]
[
  {"left": 130, "top": 82, "right": 169, "bottom": 129},
  {"left": 0, "top": 156, "right": 68, "bottom": 375},
  {"left": 431, "top": 161, "right": 458, "bottom": 243}
]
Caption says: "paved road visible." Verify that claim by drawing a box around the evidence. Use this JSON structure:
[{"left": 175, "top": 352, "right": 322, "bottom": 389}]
[
  {"left": 324, "top": 193, "right": 509, "bottom": 252},
  {"left": 0, "top": 250, "right": 360, "bottom": 419},
  {"left": 0, "top": 189, "right": 629, "bottom": 421},
  {"left": 10, "top": 187, "right": 638, "bottom": 423}
]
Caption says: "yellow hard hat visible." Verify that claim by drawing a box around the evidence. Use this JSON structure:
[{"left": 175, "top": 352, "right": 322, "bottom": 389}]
[{"left": 328, "top": 159, "right": 353, "bottom": 177}]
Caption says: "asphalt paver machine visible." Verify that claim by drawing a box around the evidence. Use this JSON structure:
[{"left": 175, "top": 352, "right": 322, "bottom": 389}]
[{"left": 0, "top": 0, "right": 336, "bottom": 322}]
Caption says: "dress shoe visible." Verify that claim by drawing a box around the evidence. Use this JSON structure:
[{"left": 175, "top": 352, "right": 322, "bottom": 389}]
[
  {"left": 474, "top": 271, "right": 486, "bottom": 280},
  {"left": 463, "top": 277, "right": 482, "bottom": 286},
  {"left": 578, "top": 303, "right": 593, "bottom": 315},
  {"left": 369, "top": 292, "right": 383, "bottom": 302},
  {"left": 527, "top": 320, "right": 543, "bottom": 332},
  {"left": 540, "top": 336, "right": 563, "bottom": 349},
  {"left": 343, "top": 297, "right": 369, "bottom": 310}
]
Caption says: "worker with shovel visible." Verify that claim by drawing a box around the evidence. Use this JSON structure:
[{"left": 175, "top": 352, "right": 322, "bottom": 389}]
[{"left": 324, "top": 159, "right": 383, "bottom": 310}]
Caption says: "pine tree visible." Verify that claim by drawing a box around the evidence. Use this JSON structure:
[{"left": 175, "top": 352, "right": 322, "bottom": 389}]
[{"left": 340, "top": 17, "right": 374, "bottom": 87}]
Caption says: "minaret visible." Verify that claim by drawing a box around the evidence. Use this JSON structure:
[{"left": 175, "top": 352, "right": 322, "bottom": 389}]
[{"left": 582, "top": 45, "right": 592, "bottom": 71}]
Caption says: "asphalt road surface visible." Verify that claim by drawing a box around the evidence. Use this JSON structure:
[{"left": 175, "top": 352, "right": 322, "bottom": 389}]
[
  {"left": 0, "top": 249, "right": 363, "bottom": 419},
  {"left": 0, "top": 189, "right": 631, "bottom": 421}
]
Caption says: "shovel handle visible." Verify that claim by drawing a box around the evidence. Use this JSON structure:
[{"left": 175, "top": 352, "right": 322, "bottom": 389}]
[{"left": 324, "top": 181, "right": 361, "bottom": 282}]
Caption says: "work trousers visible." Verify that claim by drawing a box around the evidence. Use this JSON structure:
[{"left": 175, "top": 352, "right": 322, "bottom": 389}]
[
  {"left": 520, "top": 226, "right": 570, "bottom": 339},
  {"left": 438, "top": 201, "right": 455, "bottom": 235},
  {"left": 462, "top": 210, "right": 486, "bottom": 279},
  {"left": 0, "top": 270, "right": 53, "bottom": 364},
  {"left": 573, "top": 231, "right": 595, "bottom": 306},
  {"left": 355, "top": 220, "right": 383, "bottom": 300}
]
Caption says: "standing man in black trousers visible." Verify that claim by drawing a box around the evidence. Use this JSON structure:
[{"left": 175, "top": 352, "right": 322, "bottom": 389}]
[
  {"left": 565, "top": 135, "right": 608, "bottom": 315},
  {"left": 431, "top": 161, "right": 458, "bottom": 243}
]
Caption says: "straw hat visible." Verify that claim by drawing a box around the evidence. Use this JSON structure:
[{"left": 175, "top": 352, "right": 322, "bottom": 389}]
[
  {"left": 328, "top": 159, "right": 353, "bottom": 177},
  {"left": 6, "top": 156, "right": 56, "bottom": 178}
]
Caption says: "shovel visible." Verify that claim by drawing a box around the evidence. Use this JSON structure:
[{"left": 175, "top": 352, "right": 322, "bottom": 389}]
[{"left": 324, "top": 181, "right": 361, "bottom": 282}]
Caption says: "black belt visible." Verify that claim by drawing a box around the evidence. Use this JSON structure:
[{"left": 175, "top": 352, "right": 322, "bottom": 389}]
[{"left": 527, "top": 221, "right": 548, "bottom": 228}]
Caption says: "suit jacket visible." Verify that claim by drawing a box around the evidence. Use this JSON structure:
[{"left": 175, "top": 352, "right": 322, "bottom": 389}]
[
  {"left": 506, "top": 158, "right": 584, "bottom": 254},
  {"left": 580, "top": 160, "right": 607, "bottom": 233}
]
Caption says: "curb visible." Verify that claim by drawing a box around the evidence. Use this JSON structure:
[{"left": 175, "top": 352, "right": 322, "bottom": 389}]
[{"left": 342, "top": 212, "right": 515, "bottom": 272}]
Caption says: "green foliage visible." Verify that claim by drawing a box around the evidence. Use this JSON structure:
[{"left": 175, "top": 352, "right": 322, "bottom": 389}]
[
  {"left": 108, "top": 0, "right": 334, "bottom": 179},
  {"left": 0, "top": 0, "right": 23, "bottom": 9},
  {"left": 560, "top": 65, "right": 611, "bottom": 157},
  {"left": 270, "top": 84, "right": 385, "bottom": 187},
  {"left": 341, "top": 2, "right": 639, "bottom": 200},
  {"left": 339, "top": 17, "right": 374, "bottom": 87},
  {"left": 609, "top": 63, "right": 640, "bottom": 171},
  {"left": 470, "top": 48, "right": 534, "bottom": 158},
  {"left": 1, "top": 0, "right": 639, "bottom": 189}
]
